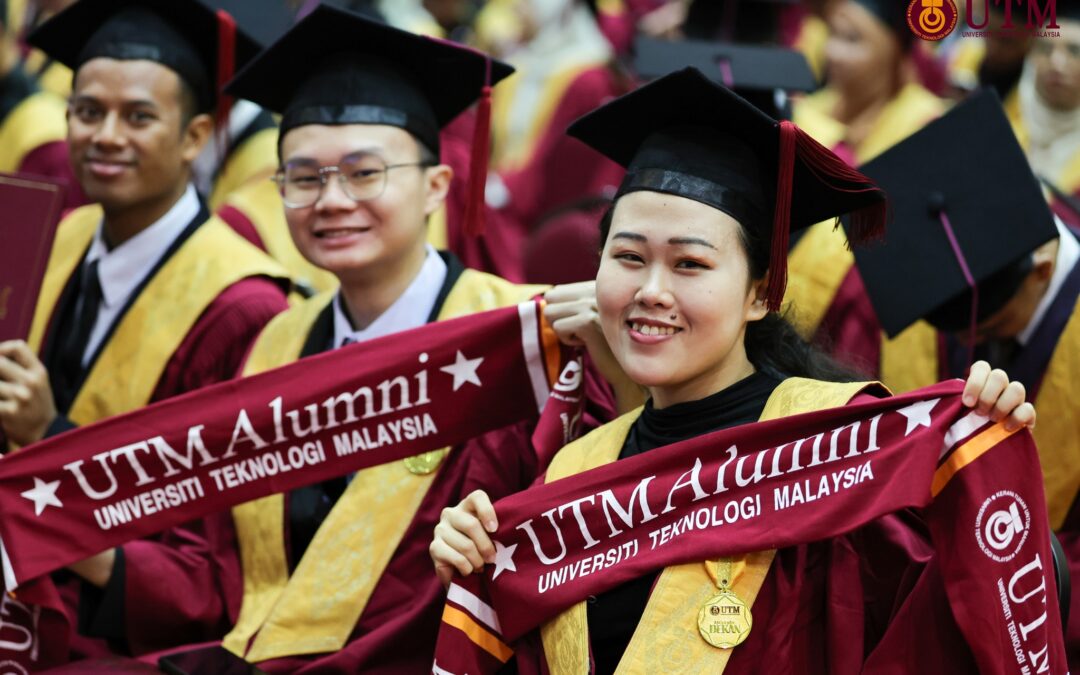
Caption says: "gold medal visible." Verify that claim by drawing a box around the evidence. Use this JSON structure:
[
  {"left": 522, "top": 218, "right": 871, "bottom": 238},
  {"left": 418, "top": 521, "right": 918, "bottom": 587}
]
[
  {"left": 698, "top": 558, "right": 752, "bottom": 649},
  {"left": 403, "top": 448, "right": 448, "bottom": 475}
]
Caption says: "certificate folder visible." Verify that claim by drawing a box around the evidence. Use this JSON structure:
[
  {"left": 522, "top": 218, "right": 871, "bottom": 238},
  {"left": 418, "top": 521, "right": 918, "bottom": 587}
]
[{"left": 0, "top": 171, "right": 66, "bottom": 342}]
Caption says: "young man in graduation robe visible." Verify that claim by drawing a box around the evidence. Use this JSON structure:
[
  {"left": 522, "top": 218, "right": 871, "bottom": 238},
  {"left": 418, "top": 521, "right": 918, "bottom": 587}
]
[
  {"left": 846, "top": 89, "right": 1080, "bottom": 668},
  {"left": 52, "top": 6, "right": 625, "bottom": 670},
  {"left": 0, "top": 0, "right": 290, "bottom": 656}
]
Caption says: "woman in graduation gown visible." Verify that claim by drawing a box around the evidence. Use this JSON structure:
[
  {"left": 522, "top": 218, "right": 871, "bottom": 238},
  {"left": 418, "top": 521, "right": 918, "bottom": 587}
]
[
  {"left": 786, "top": 0, "right": 947, "bottom": 376},
  {"left": 429, "top": 67, "right": 1036, "bottom": 674}
]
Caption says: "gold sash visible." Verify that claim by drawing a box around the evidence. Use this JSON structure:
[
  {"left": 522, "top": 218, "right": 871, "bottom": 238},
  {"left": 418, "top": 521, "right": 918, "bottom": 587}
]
[
  {"left": 0, "top": 91, "right": 68, "bottom": 173},
  {"left": 27, "top": 204, "right": 286, "bottom": 425},
  {"left": 219, "top": 179, "right": 338, "bottom": 295},
  {"left": 225, "top": 269, "right": 548, "bottom": 662},
  {"left": 541, "top": 378, "right": 877, "bottom": 675}
]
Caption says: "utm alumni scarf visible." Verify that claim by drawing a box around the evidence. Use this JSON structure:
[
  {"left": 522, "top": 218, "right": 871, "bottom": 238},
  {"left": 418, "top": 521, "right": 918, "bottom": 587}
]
[
  {"left": 0, "top": 300, "right": 585, "bottom": 671},
  {"left": 433, "top": 381, "right": 1068, "bottom": 675}
]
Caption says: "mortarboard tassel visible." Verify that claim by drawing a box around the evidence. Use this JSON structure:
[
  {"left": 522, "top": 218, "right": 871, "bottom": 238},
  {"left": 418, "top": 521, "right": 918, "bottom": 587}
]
[
  {"left": 215, "top": 9, "right": 237, "bottom": 168},
  {"left": 790, "top": 124, "right": 889, "bottom": 247},
  {"left": 464, "top": 57, "right": 493, "bottom": 236},
  {"left": 766, "top": 120, "right": 797, "bottom": 312},
  {"left": 766, "top": 121, "right": 889, "bottom": 312}
]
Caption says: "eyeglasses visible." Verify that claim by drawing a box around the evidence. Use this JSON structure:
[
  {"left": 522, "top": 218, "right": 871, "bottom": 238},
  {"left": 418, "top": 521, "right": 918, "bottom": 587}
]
[{"left": 273, "top": 151, "right": 431, "bottom": 209}]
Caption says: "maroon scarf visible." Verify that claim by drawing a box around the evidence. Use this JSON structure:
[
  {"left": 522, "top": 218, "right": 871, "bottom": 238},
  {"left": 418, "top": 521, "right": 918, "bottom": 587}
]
[
  {"left": 433, "top": 382, "right": 1068, "bottom": 674},
  {"left": 0, "top": 300, "right": 584, "bottom": 670}
]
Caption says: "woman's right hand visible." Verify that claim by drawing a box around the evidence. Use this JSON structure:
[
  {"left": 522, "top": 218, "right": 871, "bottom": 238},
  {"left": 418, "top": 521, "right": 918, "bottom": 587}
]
[{"left": 431, "top": 489, "right": 500, "bottom": 588}]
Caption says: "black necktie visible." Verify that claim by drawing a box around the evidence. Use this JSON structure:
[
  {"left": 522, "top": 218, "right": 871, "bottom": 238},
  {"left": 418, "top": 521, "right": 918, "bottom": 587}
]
[{"left": 53, "top": 260, "right": 102, "bottom": 412}]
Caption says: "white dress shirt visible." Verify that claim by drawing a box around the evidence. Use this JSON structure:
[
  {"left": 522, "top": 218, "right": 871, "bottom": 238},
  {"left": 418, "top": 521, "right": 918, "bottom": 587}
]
[
  {"left": 332, "top": 245, "right": 448, "bottom": 348},
  {"left": 80, "top": 184, "right": 201, "bottom": 364}
]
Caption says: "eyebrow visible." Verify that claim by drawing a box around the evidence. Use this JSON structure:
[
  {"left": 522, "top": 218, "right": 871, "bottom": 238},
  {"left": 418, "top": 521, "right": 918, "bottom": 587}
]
[
  {"left": 71, "top": 95, "right": 159, "bottom": 109},
  {"left": 284, "top": 147, "right": 388, "bottom": 166},
  {"left": 668, "top": 236, "right": 717, "bottom": 250},
  {"left": 612, "top": 232, "right": 647, "bottom": 242}
]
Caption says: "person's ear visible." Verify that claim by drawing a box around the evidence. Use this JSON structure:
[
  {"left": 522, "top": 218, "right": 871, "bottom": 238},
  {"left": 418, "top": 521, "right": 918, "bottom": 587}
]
[
  {"left": 180, "top": 113, "right": 214, "bottom": 164},
  {"left": 423, "top": 163, "right": 453, "bottom": 217}
]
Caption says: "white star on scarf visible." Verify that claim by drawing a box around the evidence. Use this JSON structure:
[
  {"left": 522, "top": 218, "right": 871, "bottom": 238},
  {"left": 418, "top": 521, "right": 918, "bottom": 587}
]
[
  {"left": 439, "top": 350, "right": 484, "bottom": 391},
  {"left": 21, "top": 477, "right": 63, "bottom": 516},
  {"left": 897, "top": 398, "right": 940, "bottom": 437},
  {"left": 491, "top": 540, "right": 518, "bottom": 580}
]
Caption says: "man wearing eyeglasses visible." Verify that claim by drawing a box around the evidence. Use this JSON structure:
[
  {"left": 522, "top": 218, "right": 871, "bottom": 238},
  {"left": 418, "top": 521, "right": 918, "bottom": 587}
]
[{"left": 54, "top": 5, "right": 632, "bottom": 671}]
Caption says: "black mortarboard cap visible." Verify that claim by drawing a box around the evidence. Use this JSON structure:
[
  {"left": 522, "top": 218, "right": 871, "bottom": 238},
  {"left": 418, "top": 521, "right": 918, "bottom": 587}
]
[
  {"left": 27, "top": 0, "right": 260, "bottom": 114},
  {"left": 226, "top": 5, "right": 512, "bottom": 154},
  {"left": 849, "top": 88, "right": 1058, "bottom": 338},
  {"left": 568, "top": 67, "right": 887, "bottom": 311},
  {"left": 633, "top": 36, "right": 816, "bottom": 118},
  {"left": 227, "top": 4, "right": 513, "bottom": 234}
]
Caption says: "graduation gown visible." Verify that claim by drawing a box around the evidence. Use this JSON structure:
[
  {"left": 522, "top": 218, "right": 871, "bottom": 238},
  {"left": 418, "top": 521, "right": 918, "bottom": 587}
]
[
  {"left": 25, "top": 201, "right": 290, "bottom": 658},
  {"left": 513, "top": 376, "right": 979, "bottom": 674}
]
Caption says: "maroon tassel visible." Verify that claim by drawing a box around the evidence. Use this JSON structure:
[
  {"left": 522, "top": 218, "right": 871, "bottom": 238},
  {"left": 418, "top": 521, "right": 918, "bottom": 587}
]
[
  {"left": 790, "top": 124, "right": 889, "bottom": 247},
  {"left": 215, "top": 10, "right": 237, "bottom": 167},
  {"left": 766, "top": 121, "right": 797, "bottom": 312},
  {"left": 463, "top": 58, "right": 493, "bottom": 236}
]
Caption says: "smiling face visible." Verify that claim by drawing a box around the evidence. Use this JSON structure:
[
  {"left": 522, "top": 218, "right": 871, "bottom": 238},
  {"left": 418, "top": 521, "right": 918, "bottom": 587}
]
[
  {"left": 278, "top": 123, "right": 451, "bottom": 285},
  {"left": 595, "top": 190, "right": 768, "bottom": 409},
  {"left": 67, "top": 57, "right": 209, "bottom": 219}
]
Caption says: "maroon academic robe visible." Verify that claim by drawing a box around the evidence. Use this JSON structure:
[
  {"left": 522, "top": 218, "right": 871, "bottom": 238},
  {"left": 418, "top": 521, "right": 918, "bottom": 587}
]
[{"left": 101, "top": 265, "right": 617, "bottom": 671}]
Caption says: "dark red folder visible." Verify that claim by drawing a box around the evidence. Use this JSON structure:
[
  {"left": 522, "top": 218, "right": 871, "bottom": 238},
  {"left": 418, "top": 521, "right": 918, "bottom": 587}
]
[{"left": 0, "top": 171, "right": 67, "bottom": 342}]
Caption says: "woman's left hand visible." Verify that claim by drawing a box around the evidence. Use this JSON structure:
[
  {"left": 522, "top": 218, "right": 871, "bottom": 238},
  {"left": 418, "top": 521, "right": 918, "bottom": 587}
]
[
  {"left": 544, "top": 282, "right": 644, "bottom": 413},
  {"left": 961, "top": 360, "right": 1036, "bottom": 433}
]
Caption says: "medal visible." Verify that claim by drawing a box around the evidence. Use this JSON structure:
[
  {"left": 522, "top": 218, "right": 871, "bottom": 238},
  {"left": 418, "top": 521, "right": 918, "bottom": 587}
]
[
  {"left": 403, "top": 448, "right": 448, "bottom": 474},
  {"left": 698, "top": 558, "right": 752, "bottom": 649}
]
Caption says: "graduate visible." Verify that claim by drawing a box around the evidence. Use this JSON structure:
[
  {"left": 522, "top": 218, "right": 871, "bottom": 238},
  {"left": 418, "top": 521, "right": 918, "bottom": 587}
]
[
  {"left": 786, "top": 0, "right": 946, "bottom": 370},
  {"left": 0, "top": 0, "right": 290, "bottom": 657},
  {"left": 843, "top": 88, "right": 1080, "bottom": 667},
  {"left": 59, "top": 6, "right": 626, "bottom": 670},
  {"left": 430, "top": 67, "right": 1037, "bottom": 673}
]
